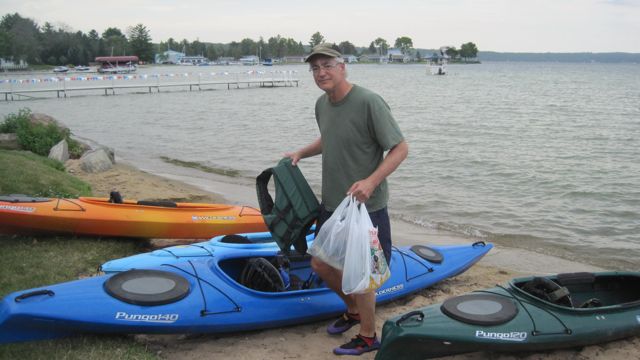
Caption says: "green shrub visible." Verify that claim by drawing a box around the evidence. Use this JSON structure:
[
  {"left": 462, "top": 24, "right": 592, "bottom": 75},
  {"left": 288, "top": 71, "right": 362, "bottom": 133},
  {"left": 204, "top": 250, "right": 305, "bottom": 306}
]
[
  {"left": 0, "top": 108, "right": 83, "bottom": 157},
  {"left": 68, "top": 137, "right": 84, "bottom": 158},
  {"left": 0, "top": 108, "right": 30, "bottom": 133}
]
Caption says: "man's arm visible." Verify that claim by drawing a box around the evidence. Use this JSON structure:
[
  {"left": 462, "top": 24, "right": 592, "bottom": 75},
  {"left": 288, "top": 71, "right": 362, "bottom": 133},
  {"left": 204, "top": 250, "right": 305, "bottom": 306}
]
[
  {"left": 285, "top": 137, "right": 322, "bottom": 166},
  {"left": 348, "top": 140, "right": 408, "bottom": 202}
]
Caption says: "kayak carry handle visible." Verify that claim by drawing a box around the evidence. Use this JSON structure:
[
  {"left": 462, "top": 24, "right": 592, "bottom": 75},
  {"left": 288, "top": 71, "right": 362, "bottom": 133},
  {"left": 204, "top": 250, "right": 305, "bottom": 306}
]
[
  {"left": 396, "top": 310, "right": 425, "bottom": 326},
  {"left": 15, "top": 289, "right": 55, "bottom": 302},
  {"left": 472, "top": 241, "right": 486, "bottom": 247}
]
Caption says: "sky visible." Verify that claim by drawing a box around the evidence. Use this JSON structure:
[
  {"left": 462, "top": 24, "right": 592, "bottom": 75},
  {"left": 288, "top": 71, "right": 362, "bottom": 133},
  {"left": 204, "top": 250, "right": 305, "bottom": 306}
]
[{"left": 2, "top": 0, "right": 640, "bottom": 53}]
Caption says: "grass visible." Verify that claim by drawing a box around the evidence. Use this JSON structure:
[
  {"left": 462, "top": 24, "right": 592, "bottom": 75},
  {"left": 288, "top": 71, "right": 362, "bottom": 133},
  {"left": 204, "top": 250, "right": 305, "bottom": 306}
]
[
  {"left": 0, "top": 149, "right": 158, "bottom": 359},
  {"left": 0, "top": 335, "right": 157, "bottom": 359},
  {"left": 0, "top": 236, "right": 147, "bottom": 295},
  {"left": 0, "top": 149, "right": 92, "bottom": 197}
]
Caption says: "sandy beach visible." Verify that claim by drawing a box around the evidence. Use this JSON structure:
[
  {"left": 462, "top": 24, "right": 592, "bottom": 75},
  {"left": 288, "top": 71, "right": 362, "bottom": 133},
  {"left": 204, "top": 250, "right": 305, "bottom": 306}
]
[{"left": 68, "top": 159, "right": 638, "bottom": 360}]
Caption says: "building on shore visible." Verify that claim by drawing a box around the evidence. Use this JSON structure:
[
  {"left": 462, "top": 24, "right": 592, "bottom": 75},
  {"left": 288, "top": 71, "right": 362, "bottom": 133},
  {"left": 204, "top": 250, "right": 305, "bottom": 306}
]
[
  {"left": 283, "top": 56, "right": 305, "bottom": 63},
  {"left": 343, "top": 55, "right": 358, "bottom": 63},
  {"left": 387, "top": 48, "right": 411, "bottom": 63},
  {"left": 239, "top": 55, "right": 259, "bottom": 65},
  {"left": 179, "top": 56, "right": 209, "bottom": 65},
  {"left": 155, "top": 50, "right": 186, "bottom": 64},
  {"left": 358, "top": 54, "right": 389, "bottom": 64},
  {"left": 1, "top": 58, "right": 28, "bottom": 71}
]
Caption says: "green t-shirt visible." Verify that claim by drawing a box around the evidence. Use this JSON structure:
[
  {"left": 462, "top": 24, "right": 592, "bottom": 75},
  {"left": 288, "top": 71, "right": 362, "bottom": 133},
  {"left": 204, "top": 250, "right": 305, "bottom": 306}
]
[{"left": 315, "top": 84, "right": 404, "bottom": 211}]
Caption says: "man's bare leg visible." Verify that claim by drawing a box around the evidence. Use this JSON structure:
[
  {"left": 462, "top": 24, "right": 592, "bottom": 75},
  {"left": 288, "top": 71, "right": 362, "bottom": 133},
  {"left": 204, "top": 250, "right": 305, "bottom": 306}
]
[
  {"left": 354, "top": 291, "right": 376, "bottom": 337},
  {"left": 310, "top": 257, "right": 357, "bottom": 312}
]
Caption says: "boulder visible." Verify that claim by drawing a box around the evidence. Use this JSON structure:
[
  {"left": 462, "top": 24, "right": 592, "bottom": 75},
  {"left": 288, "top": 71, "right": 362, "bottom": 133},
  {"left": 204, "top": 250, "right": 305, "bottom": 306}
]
[
  {"left": 101, "top": 146, "right": 116, "bottom": 163},
  {"left": 48, "top": 139, "right": 69, "bottom": 162},
  {"left": 0, "top": 133, "right": 20, "bottom": 150},
  {"left": 79, "top": 148, "right": 114, "bottom": 173},
  {"left": 29, "top": 113, "right": 69, "bottom": 132}
]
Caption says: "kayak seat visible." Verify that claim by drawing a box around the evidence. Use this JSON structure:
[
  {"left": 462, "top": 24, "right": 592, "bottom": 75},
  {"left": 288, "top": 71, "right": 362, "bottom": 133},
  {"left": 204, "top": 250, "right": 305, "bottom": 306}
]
[
  {"left": 578, "top": 297, "right": 603, "bottom": 308},
  {"left": 109, "top": 191, "right": 123, "bottom": 204},
  {"left": 239, "top": 257, "right": 285, "bottom": 292},
  {"left": 137, "top": 200, "right": 178, "bottom": 208},
  {"left": 520, "top": 277, "right": 574, "bottom": 307},
  {"left": 220, "top": 234, "right": 252, "bottom": 244},
  {"left": 557, "top": 272, "right": 596, "bottom": 286}
]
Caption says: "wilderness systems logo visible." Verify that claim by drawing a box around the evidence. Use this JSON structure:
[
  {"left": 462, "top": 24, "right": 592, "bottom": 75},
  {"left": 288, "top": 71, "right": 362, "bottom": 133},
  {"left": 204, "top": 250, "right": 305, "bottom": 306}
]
[
  {"left": 115, "top": 311, "right": 179, "bottom": 323},
  {"left": 191, "top": 215, "right": 236, "bottom": 221},
  {"left": 376, "top": 284, "right": 404, "bottom": 296},
  {"left": 475, "top": 330, "right": 528, "bottom": 342},
  {"left": 0, "top": 205, "right": 35, "bottom": 213}
]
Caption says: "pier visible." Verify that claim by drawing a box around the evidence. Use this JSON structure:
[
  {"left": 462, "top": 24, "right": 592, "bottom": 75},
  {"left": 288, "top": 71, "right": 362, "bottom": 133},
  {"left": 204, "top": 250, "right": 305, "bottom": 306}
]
[{"left": 0, "top": 71, "right": 300, "bottom": 101}]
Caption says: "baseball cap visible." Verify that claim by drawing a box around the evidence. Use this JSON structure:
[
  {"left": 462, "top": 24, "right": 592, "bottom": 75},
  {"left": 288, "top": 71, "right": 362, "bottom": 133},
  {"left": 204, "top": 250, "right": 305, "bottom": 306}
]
[{"left": 305, "top": 43, "right": 342, "bottom": 62}]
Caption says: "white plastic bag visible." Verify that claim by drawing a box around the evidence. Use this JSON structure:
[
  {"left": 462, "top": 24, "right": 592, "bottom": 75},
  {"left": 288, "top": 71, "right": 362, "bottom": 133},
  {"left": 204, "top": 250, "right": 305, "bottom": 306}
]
[
  {"left": 307, "top": 196, "right": 357, "bottom": 270},
  {"left": 342, "top": 201, "right": 391, "bottom": 295}
]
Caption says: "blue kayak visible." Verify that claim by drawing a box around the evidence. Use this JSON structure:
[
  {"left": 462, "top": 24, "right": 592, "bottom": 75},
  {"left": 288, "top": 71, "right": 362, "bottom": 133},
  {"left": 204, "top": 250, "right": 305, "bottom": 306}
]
[{"left": 0, "top": 239, "right": 492, "bottom": 344}]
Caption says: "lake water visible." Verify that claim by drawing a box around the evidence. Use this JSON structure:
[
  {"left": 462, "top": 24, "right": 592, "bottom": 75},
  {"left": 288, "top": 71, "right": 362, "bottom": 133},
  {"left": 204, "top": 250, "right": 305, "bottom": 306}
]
[{"left": 1, "top": 62, "right": 639, "bottom": 270}]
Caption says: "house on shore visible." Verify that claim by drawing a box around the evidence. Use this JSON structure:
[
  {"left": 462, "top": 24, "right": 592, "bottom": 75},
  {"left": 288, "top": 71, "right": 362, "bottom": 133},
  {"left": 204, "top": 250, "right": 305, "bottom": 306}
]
[
  {"left": 343, "top": 54, "right": 358, "bottom": 63},
  {"left": 155, "top": 50, "right": 185, "bottom": 64},
  {"left": 387, "top": 48, "right": 411, "bottom": 63},
  {"left": 216, "top": 57, "right": 236, "bottom": 65},
  {"left": 1, "top": 58, "right": 28, "bottom": 71},
  {"left": 283, "top": 56, "right": 305, "bottom": 63},
  {"left": 358, "top": 54, "right": 388, "bottom": 64},
  {"left": 179, "top": 55, "right": 209, "bottom": 65},
  {"left": 239, "top": 55, "right": 259, "bottom": 65}
]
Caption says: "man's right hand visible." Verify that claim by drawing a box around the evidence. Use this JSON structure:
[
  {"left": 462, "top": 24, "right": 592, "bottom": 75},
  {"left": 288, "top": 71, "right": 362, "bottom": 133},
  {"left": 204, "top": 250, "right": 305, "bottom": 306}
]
[
  {"left": 283, "top": 137, "right": 323, "bottom": 166},
  {"left": 284, "top": 151, "right": 301, "bottom": 166}
]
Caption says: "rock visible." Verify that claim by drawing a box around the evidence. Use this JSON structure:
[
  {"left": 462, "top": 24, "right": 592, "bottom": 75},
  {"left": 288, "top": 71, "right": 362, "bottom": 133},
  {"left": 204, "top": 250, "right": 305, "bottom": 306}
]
[
  {"left": 101, "top": 146, "right": 116, "bottom": 163},
  {"left": 79, "top": 148, "right": 114, "bottom": 173},
  {"left": 0, "top": 133, "right": 20, "bottom": 150},
  {"left": 29, "top": 113, "right": 69, "bottom": 132},
  {"left": 48, "top": 139, "right": 69, "bottom": 162}
]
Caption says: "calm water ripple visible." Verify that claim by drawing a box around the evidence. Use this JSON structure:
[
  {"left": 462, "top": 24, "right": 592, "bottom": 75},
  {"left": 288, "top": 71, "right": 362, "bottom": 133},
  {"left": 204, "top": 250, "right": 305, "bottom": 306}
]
[{"left": 1, "top": 62, "right": 639, "bottom": 269}]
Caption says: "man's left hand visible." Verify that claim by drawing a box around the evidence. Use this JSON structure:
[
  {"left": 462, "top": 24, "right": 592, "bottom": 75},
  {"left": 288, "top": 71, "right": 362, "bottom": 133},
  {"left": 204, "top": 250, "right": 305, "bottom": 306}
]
[{"left": 348, "top": 179, "right": 376, "bottom": 203}]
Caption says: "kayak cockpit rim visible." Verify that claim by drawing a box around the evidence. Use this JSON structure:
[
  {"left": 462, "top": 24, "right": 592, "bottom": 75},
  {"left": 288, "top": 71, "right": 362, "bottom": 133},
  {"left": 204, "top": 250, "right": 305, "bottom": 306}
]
[{"left": 510, "top": 271, "right": 640, "bottom": 310}]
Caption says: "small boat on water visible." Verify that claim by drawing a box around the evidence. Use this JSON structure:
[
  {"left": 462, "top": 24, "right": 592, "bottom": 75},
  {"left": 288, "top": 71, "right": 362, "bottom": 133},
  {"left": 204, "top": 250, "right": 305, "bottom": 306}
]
[
  {"left": 427, "top": 46, "right": 448, "bottom": 75},
  {"left": 377, "top": 271, "right": 640, "bottom": 359},
  {"left": 0, "top": 193, "right": 266, "bottom": 239},
  {"left": 52, "top": 66, "right": 69, "bottom": 73},
  {"left": 95, "top": 56, "right": 138, "bottom": 74},
  {"left": 74, "top": 65, "right": 91, "bottom": 72},
  {"left": 0, "top": 241, "right": 492, "bottom": 344}
]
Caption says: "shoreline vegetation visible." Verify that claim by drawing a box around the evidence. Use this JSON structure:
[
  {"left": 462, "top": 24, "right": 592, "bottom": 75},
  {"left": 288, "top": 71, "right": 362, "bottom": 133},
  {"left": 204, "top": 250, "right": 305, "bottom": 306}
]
[
  {"left": 159, "top": 156, "right": 241, "bottom": 178},
  {"left": 1, "top": 112, "right": 639, "bottom": 359},
  {"left": 5, "top": 11, "right": 640, "bottom": 74}
]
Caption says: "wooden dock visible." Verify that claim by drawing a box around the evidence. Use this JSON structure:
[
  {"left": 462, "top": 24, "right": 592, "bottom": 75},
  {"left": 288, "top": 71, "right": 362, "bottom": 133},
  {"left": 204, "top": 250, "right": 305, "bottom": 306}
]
[{"left": 0, "top": 77, "right": 299, "bottom": 101}]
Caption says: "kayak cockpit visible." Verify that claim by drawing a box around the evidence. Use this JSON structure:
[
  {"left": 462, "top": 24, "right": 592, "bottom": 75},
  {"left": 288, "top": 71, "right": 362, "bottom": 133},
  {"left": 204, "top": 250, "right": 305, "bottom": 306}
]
[
  {"left": 219, "top": 254, "right": 325, "bottom": 293},
  {"left": 512, "top": 272, "right": 640, "bottom": 309}
]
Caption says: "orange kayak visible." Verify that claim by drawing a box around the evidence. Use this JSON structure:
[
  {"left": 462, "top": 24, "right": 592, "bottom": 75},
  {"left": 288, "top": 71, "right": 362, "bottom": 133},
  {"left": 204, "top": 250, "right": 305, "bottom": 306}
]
[{"left": 0, "top": 195, "right": 267, "bottom": 239}]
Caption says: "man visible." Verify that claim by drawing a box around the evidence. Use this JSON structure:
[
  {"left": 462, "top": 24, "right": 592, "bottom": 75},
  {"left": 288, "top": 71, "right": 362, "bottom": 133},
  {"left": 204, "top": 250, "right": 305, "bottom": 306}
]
[{"left": 286, "top": 43, "right": 408, "bottom": 356}]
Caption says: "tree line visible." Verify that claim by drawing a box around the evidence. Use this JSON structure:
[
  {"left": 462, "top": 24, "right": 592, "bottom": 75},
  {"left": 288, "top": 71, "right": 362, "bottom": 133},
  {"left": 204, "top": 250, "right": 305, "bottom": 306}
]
[{"left": 0, "top": 12, "right": 478, "bottom": 66}]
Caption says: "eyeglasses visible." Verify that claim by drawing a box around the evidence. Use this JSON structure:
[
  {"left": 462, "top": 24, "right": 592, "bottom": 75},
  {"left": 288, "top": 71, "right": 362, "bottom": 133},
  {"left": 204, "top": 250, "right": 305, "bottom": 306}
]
[{"left": 309, "top": 62, "right": 341, "bottom": 73}]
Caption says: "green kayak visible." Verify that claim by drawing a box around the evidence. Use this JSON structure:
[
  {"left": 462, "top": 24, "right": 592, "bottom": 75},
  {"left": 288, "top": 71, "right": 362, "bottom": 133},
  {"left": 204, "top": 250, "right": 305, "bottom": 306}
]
[{"left": 377, "top": 271, "right": 640, "bottom": 359}]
